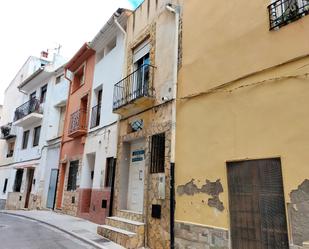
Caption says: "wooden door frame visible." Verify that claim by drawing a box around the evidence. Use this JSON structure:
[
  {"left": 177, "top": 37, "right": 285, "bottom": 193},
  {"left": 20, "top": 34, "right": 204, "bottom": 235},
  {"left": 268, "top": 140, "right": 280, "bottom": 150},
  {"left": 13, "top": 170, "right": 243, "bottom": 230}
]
[{"left": 24, "top": 168, "right": 35, "bottom": 208}]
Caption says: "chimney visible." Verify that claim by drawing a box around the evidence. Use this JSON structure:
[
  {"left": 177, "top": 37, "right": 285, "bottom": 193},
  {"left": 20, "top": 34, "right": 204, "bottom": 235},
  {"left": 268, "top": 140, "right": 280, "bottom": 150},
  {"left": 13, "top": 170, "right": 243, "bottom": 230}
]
[{"left": 41, "top": 51, "right": 48, "bottom": 58}]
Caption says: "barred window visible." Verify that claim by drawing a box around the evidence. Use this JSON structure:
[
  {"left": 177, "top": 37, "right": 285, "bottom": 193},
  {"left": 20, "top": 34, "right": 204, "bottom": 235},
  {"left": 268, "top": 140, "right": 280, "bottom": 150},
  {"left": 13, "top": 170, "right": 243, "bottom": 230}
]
[
  {"left": 150, "top": 133, "right": 165, "bottom": 173},
  {"left": 67, "top": 160, "right": 78, "bottom": 191}
]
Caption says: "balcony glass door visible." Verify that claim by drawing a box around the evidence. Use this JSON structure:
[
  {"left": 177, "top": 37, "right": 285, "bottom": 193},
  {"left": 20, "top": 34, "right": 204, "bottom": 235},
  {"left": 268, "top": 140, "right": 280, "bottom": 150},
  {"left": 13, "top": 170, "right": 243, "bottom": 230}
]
[{"left": 134, "top": 53, "right": 149, "bottom": 98}]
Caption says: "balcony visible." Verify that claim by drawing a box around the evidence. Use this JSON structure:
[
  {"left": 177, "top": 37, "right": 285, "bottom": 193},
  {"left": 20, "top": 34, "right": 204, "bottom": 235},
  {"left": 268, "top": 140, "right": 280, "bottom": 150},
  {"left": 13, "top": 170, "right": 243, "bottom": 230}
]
[
  {"left": 0, "top": 123, "right": 16, "bottom": 140},
  {"left": 13, "top": 98, "right": 43, "bottom": 127},
  {"left": 113, "top": 64, "right": 155, "bottom": 115},
  {"left": 90, "top": 104, "right": 101, "bottom": 129},
  {"left": 6, "top": 150, "right": 14, "bottom": 158},
  {"left": 268, "top": 0, "right": 309, "bottom": 30},
  {"left": 68, "top": 109, "right": 87, "bottom": 137}
]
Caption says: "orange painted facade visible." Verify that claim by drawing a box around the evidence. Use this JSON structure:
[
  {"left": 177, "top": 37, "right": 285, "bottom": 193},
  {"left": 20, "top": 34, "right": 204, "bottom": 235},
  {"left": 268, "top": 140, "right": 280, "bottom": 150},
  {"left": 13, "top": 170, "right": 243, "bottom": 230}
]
[{"left": 56, "top": 43, "right": 95, "bottom": 212}]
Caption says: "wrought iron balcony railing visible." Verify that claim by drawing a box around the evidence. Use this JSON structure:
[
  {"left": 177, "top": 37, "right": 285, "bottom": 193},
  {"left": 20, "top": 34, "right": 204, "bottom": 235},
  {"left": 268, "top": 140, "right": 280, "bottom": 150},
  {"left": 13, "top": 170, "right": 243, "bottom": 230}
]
[
  {"left": 69, "top": 109, "right": 87, "bottom": 134},
  {"left": 0, "top": 123, "right": 16, "bottom": 140},
  {"left": 268, "top": 0, "right": 309, "bottom": 30},
  {"left": 90, "top": 104, "right": 101, "bottom": 129},
  {"left": 6, "top": 150, "right": 14, "bottom": 158},
  {"left": 14, "top": 98, "right": 41, "bottom": 122},
  {"left": 113, "top": 64, "right": 155, "bottom": 110}
]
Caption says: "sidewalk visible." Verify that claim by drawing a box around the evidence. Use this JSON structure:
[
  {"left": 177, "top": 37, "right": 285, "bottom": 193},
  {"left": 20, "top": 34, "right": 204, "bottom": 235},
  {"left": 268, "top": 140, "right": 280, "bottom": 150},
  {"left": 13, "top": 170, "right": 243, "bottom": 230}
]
[{"left": 0, "top": 210, "right": 124, "bottom": 249}]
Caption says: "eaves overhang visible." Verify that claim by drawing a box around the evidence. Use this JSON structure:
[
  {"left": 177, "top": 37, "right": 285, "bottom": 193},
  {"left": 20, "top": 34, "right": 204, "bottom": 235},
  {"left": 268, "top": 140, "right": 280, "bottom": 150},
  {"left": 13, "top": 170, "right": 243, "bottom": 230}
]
[
  {"left": 90, "top": 8, "right": 132, "bottom": 52},
  {"left": 18, "top": 67, "right": 53, "bottom": 92},
  {"left": 65, "top": 43, "right": 95, "bottom": 72}
]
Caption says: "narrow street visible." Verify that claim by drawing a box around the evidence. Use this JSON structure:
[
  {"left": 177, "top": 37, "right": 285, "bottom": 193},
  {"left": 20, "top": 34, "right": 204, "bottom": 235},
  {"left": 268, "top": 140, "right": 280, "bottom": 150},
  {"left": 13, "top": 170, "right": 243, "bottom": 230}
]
[{"left": 0, "top": 213, "right": 94, "bottom": 249}]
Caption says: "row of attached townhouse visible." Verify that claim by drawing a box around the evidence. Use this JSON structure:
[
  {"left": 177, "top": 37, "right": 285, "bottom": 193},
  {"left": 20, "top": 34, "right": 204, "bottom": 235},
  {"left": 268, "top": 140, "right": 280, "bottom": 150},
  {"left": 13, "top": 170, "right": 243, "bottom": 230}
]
[
  {"left": 0, "top": 2, "right": 181, "bottom": 248},
  {"left": 1, "top": 0, "right": 309, "bottom": 248}
]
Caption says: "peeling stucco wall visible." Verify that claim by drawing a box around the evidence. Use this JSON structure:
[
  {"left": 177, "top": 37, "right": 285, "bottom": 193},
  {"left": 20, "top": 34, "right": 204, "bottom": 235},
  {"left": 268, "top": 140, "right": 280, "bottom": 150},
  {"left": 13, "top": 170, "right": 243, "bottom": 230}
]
[
  {"left": 288, "top": 179, "right": 309, "bottom": 246},
  {"left": 177, "top": 179, "right": 224, "bottom": 211}
]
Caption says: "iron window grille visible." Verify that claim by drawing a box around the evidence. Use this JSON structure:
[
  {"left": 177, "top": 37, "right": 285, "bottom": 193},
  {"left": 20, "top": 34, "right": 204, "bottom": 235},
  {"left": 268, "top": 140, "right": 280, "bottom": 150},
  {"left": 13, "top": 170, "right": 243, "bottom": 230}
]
[
  {"left": 14, "top": 98, "right": 41, "bottom": 122},
  {"left": 67, "top": 161, "right": 78, "bottom": 191},
  {"left": 268, "top": 0, "right": 309, "bottom": 30},
  {"left": 0, "top": 123, "right": 16, "bottom": 139},
  {"left": 150, "top": 133, "right": 165, "bottom": 174},
  {"left": 113, "top": 64, "right": 155, "bottom": 110},
  {"left": 69, "top": 109, "right": 87, "bottom": 134}
]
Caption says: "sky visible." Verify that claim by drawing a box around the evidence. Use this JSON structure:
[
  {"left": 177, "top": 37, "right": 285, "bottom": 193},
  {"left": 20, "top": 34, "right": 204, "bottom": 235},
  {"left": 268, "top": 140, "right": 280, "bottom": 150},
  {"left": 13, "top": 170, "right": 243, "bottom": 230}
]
[{"left": 0, "top": 0, "right": 143, "bottom": 104}]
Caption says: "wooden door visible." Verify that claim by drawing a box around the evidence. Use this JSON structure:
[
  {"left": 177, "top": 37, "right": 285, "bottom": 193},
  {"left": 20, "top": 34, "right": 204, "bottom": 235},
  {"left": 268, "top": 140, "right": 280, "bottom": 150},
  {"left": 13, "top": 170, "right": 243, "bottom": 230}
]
[
  {"left": 24, "top": 168, "right": 34, "bottom": 208},
  {"left": 227, "top": 158, "right": 289, "bottom": 249}
]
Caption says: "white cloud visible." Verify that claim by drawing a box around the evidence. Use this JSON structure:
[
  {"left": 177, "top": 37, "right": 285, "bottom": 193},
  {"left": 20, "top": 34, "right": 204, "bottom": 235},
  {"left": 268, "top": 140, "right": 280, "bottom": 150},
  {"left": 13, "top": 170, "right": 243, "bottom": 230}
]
[{"left": 0, "top": 0, "right": 133, "bottom": 104}]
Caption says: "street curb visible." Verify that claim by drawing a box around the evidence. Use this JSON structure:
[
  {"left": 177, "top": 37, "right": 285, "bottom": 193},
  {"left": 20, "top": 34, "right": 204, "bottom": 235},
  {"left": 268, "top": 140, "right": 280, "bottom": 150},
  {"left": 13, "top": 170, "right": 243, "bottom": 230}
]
[{"left": 0, "top": 211, "right": 108, "bottom": 249}]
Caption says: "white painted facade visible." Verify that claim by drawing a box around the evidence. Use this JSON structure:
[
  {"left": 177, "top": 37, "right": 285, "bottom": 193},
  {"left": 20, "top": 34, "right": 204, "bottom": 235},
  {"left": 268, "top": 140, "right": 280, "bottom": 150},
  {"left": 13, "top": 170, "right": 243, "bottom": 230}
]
[
  {"left": 2, "top": 54, "right": 69, "bottom": 209},
  {"left": 80, "top": 17, "right": 127, "bottom": 190},
  {"left": 0, "top": 56, "right": 50, "bottom": 208}
]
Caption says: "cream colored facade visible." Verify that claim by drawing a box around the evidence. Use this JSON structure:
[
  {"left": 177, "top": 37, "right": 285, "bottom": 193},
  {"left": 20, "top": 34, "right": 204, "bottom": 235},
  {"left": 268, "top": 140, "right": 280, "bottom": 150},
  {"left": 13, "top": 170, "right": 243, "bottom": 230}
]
[
  {"left": 97, "top": 1, "right": 182, "bottom": 248},
  {"left": 175, "top": 0, "right": 309, "bottom": 248}
]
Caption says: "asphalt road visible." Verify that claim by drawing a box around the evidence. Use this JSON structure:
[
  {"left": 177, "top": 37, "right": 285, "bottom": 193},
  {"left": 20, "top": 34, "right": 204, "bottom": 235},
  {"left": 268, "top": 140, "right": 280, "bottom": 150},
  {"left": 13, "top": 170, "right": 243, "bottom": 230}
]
[{"left": 0, "top": 213, "right": 94, "bottom": 249}]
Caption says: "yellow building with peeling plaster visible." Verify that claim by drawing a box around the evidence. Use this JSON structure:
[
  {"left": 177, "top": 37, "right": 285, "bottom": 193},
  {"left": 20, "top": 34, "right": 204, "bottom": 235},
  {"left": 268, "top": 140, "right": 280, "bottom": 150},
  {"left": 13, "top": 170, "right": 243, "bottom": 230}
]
[{"left": 175, "top": 0, "right": 309, "bottom": 248}]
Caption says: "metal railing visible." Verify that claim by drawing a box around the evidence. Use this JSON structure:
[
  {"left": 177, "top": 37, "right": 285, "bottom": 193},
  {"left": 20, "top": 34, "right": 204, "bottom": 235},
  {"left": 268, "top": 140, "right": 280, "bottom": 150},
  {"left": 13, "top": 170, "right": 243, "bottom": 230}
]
[
  {"left": 90, "top": 104, "right": 101, "bottom": 129},
  {"left": 6, "top": 150, "right": 14, "bottom": 158},
  {"left": 0, "top": 123, "right": 16, "bottom": 139},
  {"left": 113, "top": 64, "right": 155, "bottom": 110},
  {"left": 14, "top": 98, "right": 41, "bottom": 122},
  {"left": 268, "top": 0, "right": 309, "bottom": 30},
  {"left": 69, "top": 109, "right": 87, "bottom": 134}
]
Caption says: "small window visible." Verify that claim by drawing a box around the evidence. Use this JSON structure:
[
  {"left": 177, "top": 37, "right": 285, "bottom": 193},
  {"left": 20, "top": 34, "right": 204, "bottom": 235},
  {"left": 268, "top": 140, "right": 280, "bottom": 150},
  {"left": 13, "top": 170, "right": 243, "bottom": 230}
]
[
  {"left": 30, "top": 91, "right": 36, "bottom": 100},
  {"left": 105, "top": 157, "right": 115, "bottom": 187},
  {"left": 72, "top": 65, "right": 85, "bottom": 92},
  {"left": 55, "top": 74, "right": 64, "bottom": 84},
  {"left": 14, "top": 169, "right": 23, "bottom": 192},
  {"left": 3, "top": 178, "right": 8, "bottom": 193},
  {"left": 33, "top": 126, "right": 41, "bottom": 147},
  {"left": 150, "top": 133, "right": 165, "bottom": 173},
  {"left": 40, "top": 84, "right": 48, "bottom": 103},
  {"left": 67, "top": 160, "right": 79, "bottom": 191},
  {"left": 7, "top": 141, "right": 14, "bottom": 158},
  {"left": 58, "top": 106, "right": 66, "bottom": 136},
  {"left": 22, "top": 130, "right": 30, "bottom": 149}
]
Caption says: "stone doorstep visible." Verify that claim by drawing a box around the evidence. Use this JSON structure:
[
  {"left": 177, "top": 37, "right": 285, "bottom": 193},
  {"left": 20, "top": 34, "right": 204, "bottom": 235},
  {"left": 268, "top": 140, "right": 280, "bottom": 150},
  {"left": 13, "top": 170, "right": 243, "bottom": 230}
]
[
  {"left": 98, "top": 225, "right": 140, "bottom": 249},
  {"left": 303, "top": 241, "right": 309, "bottom": 248},
  {"left": 106, "top": 216, "right": 145, "bottom": 235}
]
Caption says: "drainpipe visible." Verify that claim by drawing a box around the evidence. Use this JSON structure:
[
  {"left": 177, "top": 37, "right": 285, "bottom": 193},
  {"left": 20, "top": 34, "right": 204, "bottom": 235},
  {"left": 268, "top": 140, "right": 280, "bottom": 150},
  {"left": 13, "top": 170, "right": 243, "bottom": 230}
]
[
  {"left": 166, "top": 3, "right": 180, "bottom": 249},
  {"left": 112, "top": 14, "right": 127, "bottom": 218}
]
